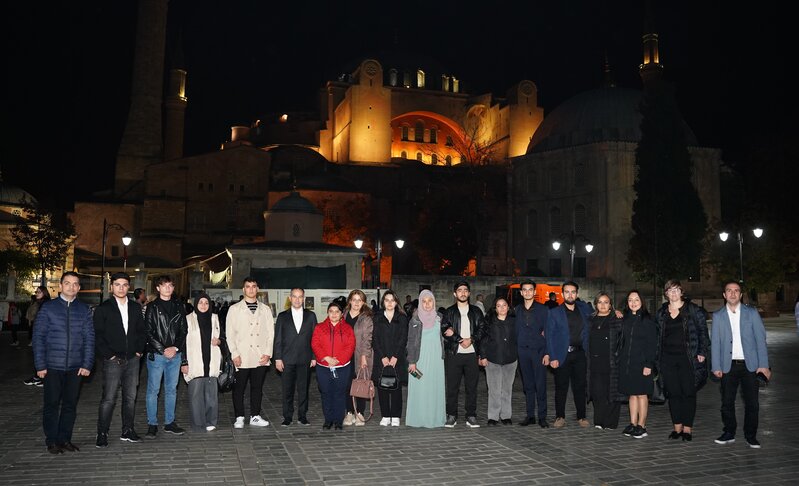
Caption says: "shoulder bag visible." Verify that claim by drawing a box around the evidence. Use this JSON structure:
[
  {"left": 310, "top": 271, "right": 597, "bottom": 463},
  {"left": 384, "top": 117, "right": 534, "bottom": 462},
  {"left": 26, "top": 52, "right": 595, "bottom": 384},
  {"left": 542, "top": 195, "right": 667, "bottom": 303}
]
[{"left": 350, "top": 367, "right": 374, "bottom": 420}]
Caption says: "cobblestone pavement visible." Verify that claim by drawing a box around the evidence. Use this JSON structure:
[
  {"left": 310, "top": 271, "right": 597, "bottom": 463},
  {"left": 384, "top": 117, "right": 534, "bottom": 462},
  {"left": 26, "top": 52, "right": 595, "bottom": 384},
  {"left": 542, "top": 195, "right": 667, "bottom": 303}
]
[{"left": 1, "top": 317, "right": 797, "bottom": 485}]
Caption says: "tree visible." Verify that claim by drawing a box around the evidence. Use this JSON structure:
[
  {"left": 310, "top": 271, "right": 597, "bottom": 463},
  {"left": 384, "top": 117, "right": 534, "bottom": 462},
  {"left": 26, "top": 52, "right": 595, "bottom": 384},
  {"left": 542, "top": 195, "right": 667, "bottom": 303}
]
[
  {"left": 628, "top": 79, "right": 708, "bottom": 286},
  {"left": 10, "top": 199, "right": 76, "bottom": 284},
  {"left": 0, "top": 248, "right": 39, "bottom": 278}
]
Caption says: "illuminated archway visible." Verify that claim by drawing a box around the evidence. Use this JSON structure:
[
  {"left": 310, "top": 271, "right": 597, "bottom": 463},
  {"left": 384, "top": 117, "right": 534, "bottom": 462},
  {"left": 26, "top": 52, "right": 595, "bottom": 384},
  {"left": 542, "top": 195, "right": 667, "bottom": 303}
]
[{"left": 390, "top": 111, "right": 468, "bottom": 166}]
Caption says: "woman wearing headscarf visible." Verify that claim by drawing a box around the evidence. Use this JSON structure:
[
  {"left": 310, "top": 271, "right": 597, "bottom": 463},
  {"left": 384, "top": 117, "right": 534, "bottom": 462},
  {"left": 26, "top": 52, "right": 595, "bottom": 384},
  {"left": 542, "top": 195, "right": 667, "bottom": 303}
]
[
  {"left": 655, "top": 279, "right": 709, "bottom": 441},
  {"left": 312, "top": 301, "right": 355, "bottom": 430},
  {"left": 343, "top": 289, "right": 373, "bottom": 426},
  {"left": 405, "top": 290, "right": 446, "bottom": 428},
  {"left": 182, "top": 293, "right": 223, "bottom": 432},
  {"left": 372, "top": 290, "right": 409, "bottom": 426}
]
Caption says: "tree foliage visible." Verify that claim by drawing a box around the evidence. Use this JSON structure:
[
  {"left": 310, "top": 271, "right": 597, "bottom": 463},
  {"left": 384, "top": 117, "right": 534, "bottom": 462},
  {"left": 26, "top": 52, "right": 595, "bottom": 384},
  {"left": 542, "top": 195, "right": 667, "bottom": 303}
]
[
  {"left": 628, "top": 79, "right": 708, "bottom": 285},
  {"left": 10, "top": 199, "right": 76, "bottom": 282},
  {"left": 0, "top": 248, "right": 39, "bottom": 278}
]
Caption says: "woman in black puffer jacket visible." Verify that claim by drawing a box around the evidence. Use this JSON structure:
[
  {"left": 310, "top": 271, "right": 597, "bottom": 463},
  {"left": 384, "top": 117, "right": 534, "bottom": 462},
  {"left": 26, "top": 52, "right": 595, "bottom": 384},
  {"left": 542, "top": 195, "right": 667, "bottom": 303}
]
[{"left": 654, "top": 279, "right": 709, "bottom": 442}]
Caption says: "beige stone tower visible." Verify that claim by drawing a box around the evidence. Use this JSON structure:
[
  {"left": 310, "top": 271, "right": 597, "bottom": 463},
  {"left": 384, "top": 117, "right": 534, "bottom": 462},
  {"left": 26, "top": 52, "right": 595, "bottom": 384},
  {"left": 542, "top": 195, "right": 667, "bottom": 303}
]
[
  {"left": 164, "top": 36, "right": 187, "bottom": 162},
  {"left": 507, "top": 80, "right": 545, "bottom": 158},
  {"left": 115, "top": 0, "right": 169, "bottom": 200},
  {"left": 344, "top": 60, "right": 392, "bottom": 164}
]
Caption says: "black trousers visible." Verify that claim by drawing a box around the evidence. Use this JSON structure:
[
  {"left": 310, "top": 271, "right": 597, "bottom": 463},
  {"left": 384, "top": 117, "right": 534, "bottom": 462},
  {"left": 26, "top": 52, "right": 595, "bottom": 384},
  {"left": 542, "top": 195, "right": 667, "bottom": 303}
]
[
  {"left": 554, "top": 350, "right": 587, "bottom": 419},
  {"left": 720, "top": 361, "right": 759, "bottom": 439},
  {"left": 97, "top": 357, "right": 140, "bottom": 434},
  {"left": 281, "top": 363, "right": 311, "bottom": 421},
  {"left": 518, "top": 346, "right": 548, "bottom": 420},
  {"left": 590, "top": 370, "right": 620, "bottom": 428},
  {"left": 232, "top": 366, "right": 267, "bottom": 418},
  {"left": 661, "top": 353, "right": 696, "bottom": 427},
  {"left": 445, "top": 352, "right": 479, "bottom": 418},
  {"left": 43, "top": 369, "right": 82, "bottom": 445},
  {"left": 378, "top": 387, "right": 403, "bottom": 418},
  {"left": 345, "top": 361, "right": 366, "bottom": 414}
]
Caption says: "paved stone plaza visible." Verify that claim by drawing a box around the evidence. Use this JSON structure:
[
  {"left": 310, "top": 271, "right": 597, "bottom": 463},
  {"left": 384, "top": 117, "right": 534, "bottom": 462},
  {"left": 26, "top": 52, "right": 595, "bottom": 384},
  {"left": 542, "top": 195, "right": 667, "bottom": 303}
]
[{"left": 1, "top": 317, "right": 797, "bottom": 485}]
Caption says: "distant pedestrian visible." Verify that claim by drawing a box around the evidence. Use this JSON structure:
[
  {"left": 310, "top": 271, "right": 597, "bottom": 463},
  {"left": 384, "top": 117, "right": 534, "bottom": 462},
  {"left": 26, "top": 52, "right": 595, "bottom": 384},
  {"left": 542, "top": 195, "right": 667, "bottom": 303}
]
[
  {"left": 545, "top": 292, "right": 559, "bottom": 309},
  {"left": 23, "top": 286, "right": 50, "bottom": 386},
  {"left": 33, "top": 272, "right": 95, "bottom": 454},
  {"left": 8, "top": 302, "right": 21, "bottom": 346},
  {"left": 474, "top": 294, "right": 486, "bottom": 315}
]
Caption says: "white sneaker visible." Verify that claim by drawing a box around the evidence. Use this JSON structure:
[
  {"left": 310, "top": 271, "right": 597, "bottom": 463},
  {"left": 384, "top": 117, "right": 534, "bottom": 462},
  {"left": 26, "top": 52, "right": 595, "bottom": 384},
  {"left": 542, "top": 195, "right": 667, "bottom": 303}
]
[
  {"left": 250, "top": 415, "right": 269, "bottom": 427},
  {"left": 343, "top": 412, "right": 356, "bottom": 426},
  {"left": 355, "top": 413, "right": 366, "bottom": 426},
  {"left": 391, "top": 417, "right": 400, "bottom": 427},
  {"left": 10, "top": 341, "right": 19, "bottom": 347},
  {"left": 234, "top": 416, "right": 245, "bottom": 429},
  {"left": 379, "top": 417, "right": 391, "bottom": 426},
  {"left": 206, "top": 425, "right": 216, "bottom": 432}
]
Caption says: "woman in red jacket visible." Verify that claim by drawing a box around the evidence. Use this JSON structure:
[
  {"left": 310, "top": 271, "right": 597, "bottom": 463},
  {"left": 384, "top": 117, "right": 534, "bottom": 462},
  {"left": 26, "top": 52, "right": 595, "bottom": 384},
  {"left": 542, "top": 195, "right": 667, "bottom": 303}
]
[{"left": 312, "top": 301, "right": 355, "bottom": 430}]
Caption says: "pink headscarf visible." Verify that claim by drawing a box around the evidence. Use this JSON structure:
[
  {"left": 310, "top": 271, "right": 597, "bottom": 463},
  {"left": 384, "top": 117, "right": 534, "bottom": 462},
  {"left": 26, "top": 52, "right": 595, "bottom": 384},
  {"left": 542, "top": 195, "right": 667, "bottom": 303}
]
[{"left": 417, "top": 290, "right": 437, "bottom": 329}]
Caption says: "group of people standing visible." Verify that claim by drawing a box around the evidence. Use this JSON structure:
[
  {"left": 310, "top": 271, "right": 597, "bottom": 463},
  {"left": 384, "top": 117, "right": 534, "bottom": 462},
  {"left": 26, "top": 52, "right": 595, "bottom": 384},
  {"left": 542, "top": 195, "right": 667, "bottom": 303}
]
[{"left": 30, "top": 271, "right": 771, "bottom": 453}]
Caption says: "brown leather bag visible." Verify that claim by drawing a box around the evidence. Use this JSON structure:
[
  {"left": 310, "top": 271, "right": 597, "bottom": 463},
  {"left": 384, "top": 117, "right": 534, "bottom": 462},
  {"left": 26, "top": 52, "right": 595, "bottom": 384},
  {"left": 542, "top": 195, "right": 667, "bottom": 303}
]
[{"left": 350, "top": 367, "right": 374, "bottom": 420}]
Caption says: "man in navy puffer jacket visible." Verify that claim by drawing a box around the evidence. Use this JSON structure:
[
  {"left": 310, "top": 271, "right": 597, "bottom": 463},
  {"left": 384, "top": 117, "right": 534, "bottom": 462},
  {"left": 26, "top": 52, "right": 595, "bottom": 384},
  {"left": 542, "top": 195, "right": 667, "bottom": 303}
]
[{"left": 33, "top": 271, "right": 95, "bottom": 454}]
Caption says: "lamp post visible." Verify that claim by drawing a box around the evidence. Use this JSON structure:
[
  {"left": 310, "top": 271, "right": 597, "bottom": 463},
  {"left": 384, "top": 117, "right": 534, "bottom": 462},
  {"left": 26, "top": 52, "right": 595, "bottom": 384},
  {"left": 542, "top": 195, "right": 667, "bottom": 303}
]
[
  {"left": 101, "top": 218, "right": 132, "bottom": 301},
  {"left": 552, "top": 230, "right": 593, "bottom": 279},
  {"left": 354, "top": 236, "right": 404, "bottom": 303},
  {"left": 719, "top": 227, "right": 763, "bottom": 285}
]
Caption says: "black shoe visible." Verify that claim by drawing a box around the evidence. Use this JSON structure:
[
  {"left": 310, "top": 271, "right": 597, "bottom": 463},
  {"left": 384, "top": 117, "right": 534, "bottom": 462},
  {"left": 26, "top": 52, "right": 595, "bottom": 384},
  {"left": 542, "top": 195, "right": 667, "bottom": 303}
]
[
  {"left": 746, "top": 437, "right": 761, "bottom": 449},
  {"left": 299, "top": 418, "right": 310, "bottom": 426},
  {"left": 622, "top": 424, "right": 635, "bottom": 436},
  {"left": 501, "top": 419, "right": 513, "bottom": 425},
  {"left": 444, "top": 415, "right": 457, "bottom": 428},
  {"left": 334, "top": 422, "right": 343, "bottom": 430},
  {"left": 96, "top": 433, "right": 109, "bottom": 448},
  {"left": 632, "top": 426, "right": 648, "bottom": 438},
  {"left": 145, "top": 425, "right": 158, "bottom": 439},
  {"left": 668, "top": 430, "right": 681, "bottom": 440},
  {"left": 519, "top": 417, "right": 534, "bottom": 426},
  {"left": 163, "top": 422, "right": 185, "bottom": 435},
  {"left": 487, "top": 419, "right": 499, "bottom": 426},
  {"left": 47, "top": 444, "right": 63, "bottom": 454},
  {"left": 681, "top": 432, "right": 692, "bottom": 442},
  {"left": 58, "top": 442, "right": 80, "bottom": 452},
  {"left": 322, "top": 422, "right": 332, "bottom": 430},
  {"left": 120, "top": 429, "right": 141, "bottom": 443},
  {"left": 538, "top": 418, "right": 549, "bottom": 428},
  {"left": 714, "top": 432, "right": 735, "bottom": 445},
  {"left": 466, "top": 416, "right": 480, "bottom": 428},
  {"left": 281, "top": 418, "right": 291, "bottom": 427}
]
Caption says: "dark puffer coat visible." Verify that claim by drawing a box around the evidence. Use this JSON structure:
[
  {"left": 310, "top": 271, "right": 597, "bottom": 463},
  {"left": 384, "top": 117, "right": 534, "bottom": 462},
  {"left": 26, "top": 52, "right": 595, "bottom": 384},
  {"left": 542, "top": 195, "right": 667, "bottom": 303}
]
[
  {"left": 654, "top": 299, "right": 709, "bottom": 391},
  {"left": 586, "top": 314, "right": 624, "bottom": 403},
  {"left": 33, "top": 298, "right": 95, "bottom": 372}
]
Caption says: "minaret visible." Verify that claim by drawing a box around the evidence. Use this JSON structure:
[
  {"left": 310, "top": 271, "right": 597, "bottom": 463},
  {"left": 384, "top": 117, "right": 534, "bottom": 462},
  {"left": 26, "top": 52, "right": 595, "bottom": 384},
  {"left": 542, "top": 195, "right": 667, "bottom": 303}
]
[
  {"left": 639, "top": 0, "right": 664, "bottom": 85},
  {"left": 602, "top": 52, "right": 616, "bottom": 88},
  {"left": 164, "top": 30, "right": 187, "bottom": 161},
  {"left": 114, "top": 0, "right": 169, "bottom": 200}
]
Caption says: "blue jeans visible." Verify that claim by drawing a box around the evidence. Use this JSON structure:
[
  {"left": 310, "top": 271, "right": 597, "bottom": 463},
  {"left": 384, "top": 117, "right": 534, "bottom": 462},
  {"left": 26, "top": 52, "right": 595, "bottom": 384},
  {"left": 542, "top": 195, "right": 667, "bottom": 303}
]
[{"left": 146, "top": 352, "right": 182, "bottom": 426}]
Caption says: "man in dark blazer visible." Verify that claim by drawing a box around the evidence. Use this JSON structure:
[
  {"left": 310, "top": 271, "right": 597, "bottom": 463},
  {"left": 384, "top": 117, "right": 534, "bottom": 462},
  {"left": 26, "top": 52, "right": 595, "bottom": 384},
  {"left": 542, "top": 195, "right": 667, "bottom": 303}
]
[
  {"left": 273, "top": 287, "right": 318, "bottom": 426},
  {"left": 711, "top": 280, "right": 770, "bottom": 449},
  {"left": 93, "top": 272, "right": 146, "bottom": 448}
]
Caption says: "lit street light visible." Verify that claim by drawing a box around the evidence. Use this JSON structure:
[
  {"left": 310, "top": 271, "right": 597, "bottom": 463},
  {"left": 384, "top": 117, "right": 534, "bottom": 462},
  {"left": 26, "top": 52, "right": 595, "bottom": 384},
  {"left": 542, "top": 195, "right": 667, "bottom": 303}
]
[
  {"left": 552, "top": 230, "right": 594, "bottom": 279},
  {"left": 101, "top": 218, "right": 132, "bottom": 301},
  {"left": 719, "top": 227, "right": 763, "bottom": 285},
  {"left": 354, "top": 236, "right": 405, "bottom": 303}
]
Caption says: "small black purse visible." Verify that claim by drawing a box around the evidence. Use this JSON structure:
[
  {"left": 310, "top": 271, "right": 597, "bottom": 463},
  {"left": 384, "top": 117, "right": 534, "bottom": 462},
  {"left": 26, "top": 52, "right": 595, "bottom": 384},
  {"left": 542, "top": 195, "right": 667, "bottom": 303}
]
[
  {"left": 379, "top": 365, "right": 398, "bottom": 391},
  {"left": 217, "top": 340, "right": 236, "bottom": 393}
]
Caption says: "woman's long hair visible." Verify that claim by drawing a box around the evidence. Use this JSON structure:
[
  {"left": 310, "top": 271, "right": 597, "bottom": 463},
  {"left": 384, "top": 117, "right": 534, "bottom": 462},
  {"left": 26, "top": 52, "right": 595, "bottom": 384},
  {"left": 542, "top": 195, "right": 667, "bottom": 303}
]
[
  {"left": 345, "top": 289, "right": 373, "bottom": 317},
  {"left": 381, "top": 289, "right": 405, "bottom": 315},
  {"left": 486, "top": 296, "right": 514, "bottom": 322},
  {"left": 624, "top": 289, "right": 650, "bottom": 318},
  {"left": 36, "top": 286, "right": 50, "bottom": 302}
]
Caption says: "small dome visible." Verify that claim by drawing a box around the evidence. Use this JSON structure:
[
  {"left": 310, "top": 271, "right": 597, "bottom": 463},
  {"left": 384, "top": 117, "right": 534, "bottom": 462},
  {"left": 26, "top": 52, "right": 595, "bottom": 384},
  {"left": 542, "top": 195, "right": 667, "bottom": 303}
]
[
  {"left": 269, "top": 191, "right": 320, "bottom": 214},
  {"left": 0, "top": 175, "right": 36, "bottom": 207},
  {"left": 527, "top": 87, "right": 697, "bottom": 154}
]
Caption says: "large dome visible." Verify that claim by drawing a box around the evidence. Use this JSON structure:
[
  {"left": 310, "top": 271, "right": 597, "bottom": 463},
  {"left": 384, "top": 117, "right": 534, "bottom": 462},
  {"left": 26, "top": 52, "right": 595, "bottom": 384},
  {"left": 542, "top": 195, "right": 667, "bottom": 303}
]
[
  {"left": 0, "top": 177, "right": 36, "bottom": 206},
  {"left": 526, "top": 87, "right": 697, "bottom": 154}
]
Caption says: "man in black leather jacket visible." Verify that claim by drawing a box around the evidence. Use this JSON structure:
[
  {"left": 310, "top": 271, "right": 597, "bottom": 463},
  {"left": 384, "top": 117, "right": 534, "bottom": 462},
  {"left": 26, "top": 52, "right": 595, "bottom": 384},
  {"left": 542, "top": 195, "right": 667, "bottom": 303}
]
[
  {"left": 144, "top": 276, "right": 188, "bottom": 439},
  {"left": 441, "top": 280, "right": 486, "bottom": 428}
]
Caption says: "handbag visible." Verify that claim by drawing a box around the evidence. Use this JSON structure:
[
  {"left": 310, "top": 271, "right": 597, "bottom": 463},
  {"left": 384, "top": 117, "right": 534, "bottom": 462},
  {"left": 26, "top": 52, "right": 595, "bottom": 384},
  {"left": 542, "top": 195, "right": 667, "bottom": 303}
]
[
  {"left": 350, "top": 367, "right": 374, "bottom": 421},
  {"left": 217, "top": 340, "right": 237, "bottom": 393},
  {"left": 649, "top": 371, "right": 665, "bottom": 404},
  {"left": 379, "top": 365, "right": 399, "bottom": 391}
]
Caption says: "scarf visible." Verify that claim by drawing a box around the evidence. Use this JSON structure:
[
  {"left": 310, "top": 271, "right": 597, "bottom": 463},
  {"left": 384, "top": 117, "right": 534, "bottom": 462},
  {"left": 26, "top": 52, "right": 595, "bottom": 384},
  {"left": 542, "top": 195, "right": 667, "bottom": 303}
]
[{"left": 417, "top": 289, "right": 437, "bottom": 329}]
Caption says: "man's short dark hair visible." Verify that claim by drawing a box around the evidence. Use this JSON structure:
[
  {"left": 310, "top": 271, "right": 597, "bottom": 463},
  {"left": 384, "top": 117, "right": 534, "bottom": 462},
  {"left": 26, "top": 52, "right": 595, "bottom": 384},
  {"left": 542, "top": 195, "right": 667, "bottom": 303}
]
[
  {"left": 61, "top": 271, "right": 80, "bottom": 283},
  {"left": 520, "top": 279, "right": 536, "bottom": 289},
  {"left": 290, "top": 287, "right": 305, "bottom": 294},
  {"left": 155, "top": 275, "right": 172, "bottom": 287},
  {"left": 110, "top": 272, "right": 130, "bottom": 284},
  {"left": 722, "top": 280, "right": 743, "bottom": 292},
  {"left": 562, "top": 281, "right": 579, "bottom": 293},
  {"left": 243, "top": 277, "right": 258, "bottom": 286},
  {"left": 453, "top": 280, "right": 470, "bottom": 291},
  {"left": 133, "top": 288, "right": 146, "bottom": 299}
]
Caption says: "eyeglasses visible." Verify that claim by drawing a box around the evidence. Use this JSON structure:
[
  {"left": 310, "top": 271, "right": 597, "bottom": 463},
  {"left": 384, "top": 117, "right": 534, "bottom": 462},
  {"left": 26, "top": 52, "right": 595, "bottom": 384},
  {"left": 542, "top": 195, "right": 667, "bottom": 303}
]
[{"left": 666, "top": 288, "right": 681, "bottom": 294}]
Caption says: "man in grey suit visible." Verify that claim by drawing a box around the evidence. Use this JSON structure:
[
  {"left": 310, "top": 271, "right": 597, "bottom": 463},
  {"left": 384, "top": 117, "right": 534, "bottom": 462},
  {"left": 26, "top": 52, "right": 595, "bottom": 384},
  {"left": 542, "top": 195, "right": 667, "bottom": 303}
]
[
  {"left": 273, "top": 288, "right": 318, "bottom": 426},
  {"left": 711, "top": 280, "right": 770, "bottom": 448}
]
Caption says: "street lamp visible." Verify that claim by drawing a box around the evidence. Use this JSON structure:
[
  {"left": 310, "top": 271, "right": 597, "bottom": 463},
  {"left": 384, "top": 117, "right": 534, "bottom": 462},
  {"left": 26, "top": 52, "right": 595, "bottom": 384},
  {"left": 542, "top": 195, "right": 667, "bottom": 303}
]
[
  {"left": 101, "top": 218, "right": 132, "bottom": 300},
  {"left": 719, "top": 227, "right": 763, "bottom": 285},
  {"left": 552, "top": 230, "right": 593, "bottom": 279},
  {"left": 354, "top": 236, "right": 405, "bottom": 303}
]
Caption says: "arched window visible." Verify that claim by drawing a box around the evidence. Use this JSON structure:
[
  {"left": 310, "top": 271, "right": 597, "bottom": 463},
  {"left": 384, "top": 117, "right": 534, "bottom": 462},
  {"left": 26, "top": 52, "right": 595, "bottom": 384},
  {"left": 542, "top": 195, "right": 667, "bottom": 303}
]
[
  {"left": 430, "top": 128, "right": 437, "bottom": 144},
  {"left": 550, "top": 207, "right": 561, "bottom": 235},
  {"left": 574, "top": 161, "right": 586, "bottom": 188},
  {"left": 414, "top": 121, "right": 424, "bottom": 142},
  {"left": 400, "top": 151, "right": 407, "bottom": 159},
  {"left": 416, "top": 152, "right": 423, "bottom": 162},
  {"left": 527, "top": 210, "right": 538, "bottom": 238},
  {"left": 401, "top": 126, "right": 409, "bottom": 141},
  {"left": 417, "top": 69, "right": 425, "bottom": 88},
  {"left": 431, "top": 153, "right": 438, "bottom": 165},
  {"left": 574, "top": 204, "right": 587, "bottom": 234},
  {"left": 445, "top": 155, "right": 452, "bottom": 166}
]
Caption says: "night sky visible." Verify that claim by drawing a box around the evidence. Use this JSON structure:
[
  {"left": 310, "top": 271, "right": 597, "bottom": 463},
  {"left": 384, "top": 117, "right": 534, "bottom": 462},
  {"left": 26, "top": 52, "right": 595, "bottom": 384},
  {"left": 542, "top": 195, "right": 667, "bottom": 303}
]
[{"left": 3, "top": 1, "right": 789, "bottom": 210}]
